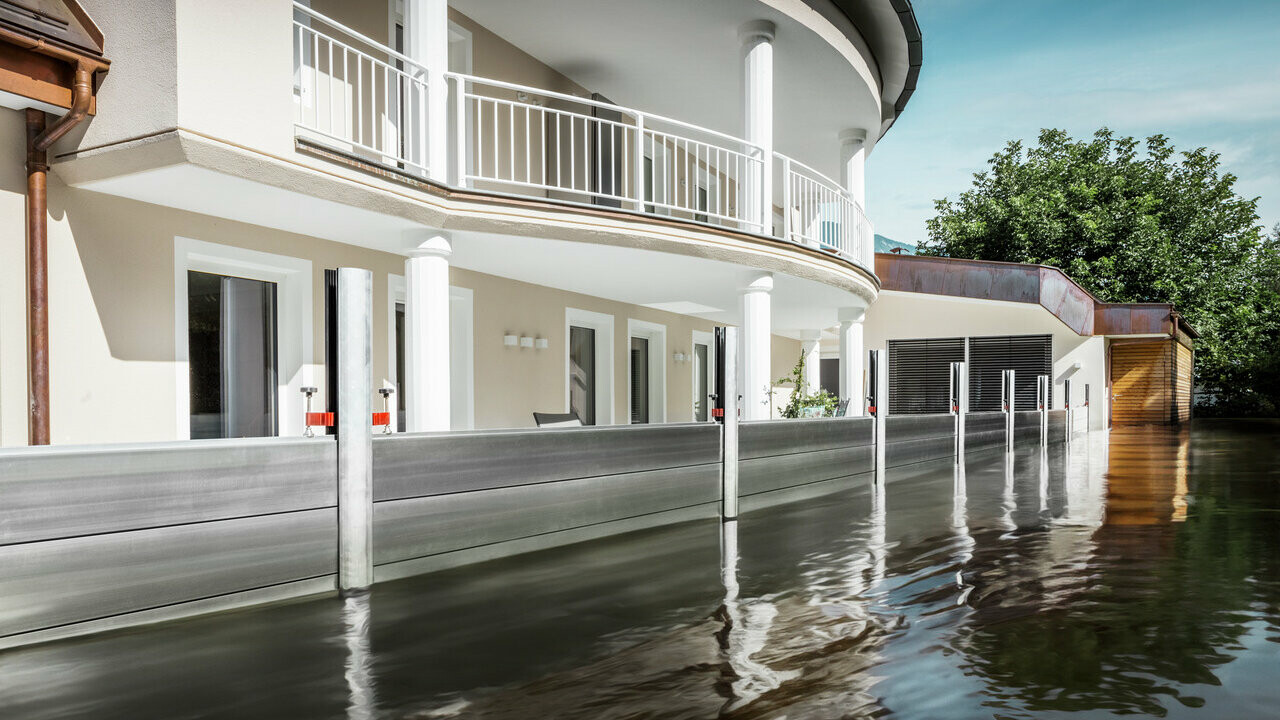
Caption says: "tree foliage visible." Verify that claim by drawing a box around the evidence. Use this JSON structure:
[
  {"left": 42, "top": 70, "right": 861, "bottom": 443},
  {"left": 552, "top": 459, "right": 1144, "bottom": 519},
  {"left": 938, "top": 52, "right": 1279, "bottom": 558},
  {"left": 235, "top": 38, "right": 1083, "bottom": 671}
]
[{"left": 920, "top": 129, "right": 1280, "bottom": 416}]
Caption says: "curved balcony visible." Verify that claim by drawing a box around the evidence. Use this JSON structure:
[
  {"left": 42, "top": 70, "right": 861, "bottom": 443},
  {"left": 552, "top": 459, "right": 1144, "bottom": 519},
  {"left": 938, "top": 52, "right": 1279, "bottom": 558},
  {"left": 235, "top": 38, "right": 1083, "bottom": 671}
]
[{"left": 292, "top": 3, "right": 875, "bottom": 275}]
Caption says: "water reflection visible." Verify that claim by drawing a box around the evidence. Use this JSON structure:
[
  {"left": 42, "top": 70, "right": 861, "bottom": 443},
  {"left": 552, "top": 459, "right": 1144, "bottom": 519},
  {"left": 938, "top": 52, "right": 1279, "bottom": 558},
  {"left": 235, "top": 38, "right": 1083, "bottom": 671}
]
[
  {"left": 341, "top": 594, "right": 377, "bottom": 720},
  {"left": 0, "top": 422, "right": 1277, "bottom": 719}
]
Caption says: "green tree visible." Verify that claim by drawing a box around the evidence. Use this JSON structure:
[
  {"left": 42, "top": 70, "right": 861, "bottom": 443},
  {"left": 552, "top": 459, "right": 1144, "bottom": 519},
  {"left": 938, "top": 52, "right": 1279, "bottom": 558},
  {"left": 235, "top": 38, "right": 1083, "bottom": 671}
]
[{"left": 921, "top": 129, "right": 1280, "bottom": 416}]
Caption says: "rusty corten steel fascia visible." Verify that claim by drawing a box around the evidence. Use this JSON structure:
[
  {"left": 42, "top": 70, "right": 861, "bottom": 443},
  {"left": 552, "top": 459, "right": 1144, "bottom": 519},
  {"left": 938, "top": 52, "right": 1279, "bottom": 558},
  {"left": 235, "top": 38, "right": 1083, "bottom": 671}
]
[{"left": 875, "top": 253, "right": 1190, "bottom": 343}]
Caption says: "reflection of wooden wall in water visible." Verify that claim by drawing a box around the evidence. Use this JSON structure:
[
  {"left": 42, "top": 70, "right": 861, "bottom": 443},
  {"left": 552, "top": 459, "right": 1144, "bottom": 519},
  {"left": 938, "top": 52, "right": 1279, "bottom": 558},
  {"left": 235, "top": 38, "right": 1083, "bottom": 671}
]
[{"left": 1101, "top": 426, "right": 1190, "bottom": 530}]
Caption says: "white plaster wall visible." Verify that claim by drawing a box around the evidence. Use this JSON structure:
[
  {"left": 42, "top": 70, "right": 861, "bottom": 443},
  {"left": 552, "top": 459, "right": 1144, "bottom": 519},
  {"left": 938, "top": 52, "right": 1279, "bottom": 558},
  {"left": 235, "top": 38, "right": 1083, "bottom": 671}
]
[{"left": 861, "top": 291, "right": 1108, "bottom": 430}]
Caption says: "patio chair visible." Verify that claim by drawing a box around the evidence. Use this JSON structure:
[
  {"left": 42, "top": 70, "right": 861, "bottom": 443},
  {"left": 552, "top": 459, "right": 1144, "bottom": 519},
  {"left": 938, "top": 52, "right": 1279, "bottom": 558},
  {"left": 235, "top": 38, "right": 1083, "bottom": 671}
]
[
  {"left": 533, "top": 411, "right": 583, "bottom": 428},
  {"left": 835, "top": 399, "right": 850, "bottom": 417}
]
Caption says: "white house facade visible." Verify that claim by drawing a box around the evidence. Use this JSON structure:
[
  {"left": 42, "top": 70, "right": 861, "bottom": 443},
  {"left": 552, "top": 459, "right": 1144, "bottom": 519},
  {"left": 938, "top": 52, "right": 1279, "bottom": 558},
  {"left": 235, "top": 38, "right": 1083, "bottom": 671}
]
[{"left": 0, "top": 0, "right": 923, "bottom": 446}]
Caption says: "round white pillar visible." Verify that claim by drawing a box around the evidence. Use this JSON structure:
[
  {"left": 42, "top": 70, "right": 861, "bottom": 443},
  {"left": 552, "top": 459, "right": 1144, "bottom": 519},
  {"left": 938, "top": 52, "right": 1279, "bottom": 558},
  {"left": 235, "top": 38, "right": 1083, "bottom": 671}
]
[
  {"left": 404, "top": 232, "right": 452, "bottom": 432},
  {"left": 739, "top": 273, "right": 773, "bottom": 420},
  {"left": 838, "top": 307, "right": 866, "bottom": 415},
  {"left": 840, "top": 129, "right": 867, "bottom": 210},
  {"left": 800, "top": 331, "right": 822, "bottom": 396},
  {"left": 404, "top": 0, "right": 449, "bottom": 182},
  {"left": 741, "top": 21, "right": 775, "bottom": 234}
]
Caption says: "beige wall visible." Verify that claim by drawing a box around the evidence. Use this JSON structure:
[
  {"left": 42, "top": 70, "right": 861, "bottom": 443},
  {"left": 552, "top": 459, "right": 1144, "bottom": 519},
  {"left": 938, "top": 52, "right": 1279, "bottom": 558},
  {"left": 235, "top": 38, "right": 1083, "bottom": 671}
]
[{"left": 0, "top": 103, "right": 799, "bottom": 445}]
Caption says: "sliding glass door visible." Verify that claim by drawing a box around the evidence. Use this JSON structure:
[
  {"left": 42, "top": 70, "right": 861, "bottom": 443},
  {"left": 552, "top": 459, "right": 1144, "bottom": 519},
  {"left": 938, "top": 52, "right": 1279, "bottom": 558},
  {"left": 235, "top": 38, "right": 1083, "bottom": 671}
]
[{"left": 188, "top": 271, "right": 278, "bottom": 439}]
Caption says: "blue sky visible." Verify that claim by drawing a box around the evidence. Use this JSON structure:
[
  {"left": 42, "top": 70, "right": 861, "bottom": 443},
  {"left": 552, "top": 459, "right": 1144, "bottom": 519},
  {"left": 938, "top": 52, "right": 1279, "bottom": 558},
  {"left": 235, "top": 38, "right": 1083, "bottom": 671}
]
[{"left": 867, "top": 0, "right": 1280, "bottom": 248}]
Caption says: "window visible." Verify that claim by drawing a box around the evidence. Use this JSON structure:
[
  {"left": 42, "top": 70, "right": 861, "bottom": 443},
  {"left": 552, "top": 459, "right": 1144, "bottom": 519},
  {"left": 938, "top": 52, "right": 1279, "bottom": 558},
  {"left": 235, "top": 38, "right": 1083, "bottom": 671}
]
[
  {"left": 565, "top": 308, "right": 614, "bottom": 425},
  {"left": 187, "top": 271, "right": 278, "bottom": 439},
  {"left": 887, "top": 338, "right": 964, "bottom": 415},
  {"left": 627, "top": 319, "right": 666, "bottom": 424},
  {"left": 629, "top": 336, "right": 650, "bottom": 423},
  {"left": 395, "top": 302, "right": 407, "bottom": 431},
  {"left": 569, "top": 325, "right": 596, "bottom": 425},
  {"left": 693, "top": 329, "right": 714, "bottom": 422},
  {"left": 175, "top": 238, "right": 311, "bottom": 440},
  {"left": 968, "top": 334, "right": 1052, "bottom": 411}
]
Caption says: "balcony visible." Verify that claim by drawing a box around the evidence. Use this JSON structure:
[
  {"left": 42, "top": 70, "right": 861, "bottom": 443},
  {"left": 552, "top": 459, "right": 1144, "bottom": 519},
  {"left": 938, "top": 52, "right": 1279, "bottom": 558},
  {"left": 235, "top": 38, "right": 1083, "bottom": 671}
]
[{"left": 292, "top": 3, "right": 875, "bottom": 273}]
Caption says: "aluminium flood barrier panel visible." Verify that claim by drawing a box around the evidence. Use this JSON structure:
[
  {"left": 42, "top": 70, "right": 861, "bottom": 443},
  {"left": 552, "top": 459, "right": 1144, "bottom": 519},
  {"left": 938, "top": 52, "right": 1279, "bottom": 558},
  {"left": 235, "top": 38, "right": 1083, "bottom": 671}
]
[
  {"left": 0, "top": 437, "right": 339, "bottom": 648},
  {"left": 0, "top": 405, "right": 1076, "bottom": 648}
]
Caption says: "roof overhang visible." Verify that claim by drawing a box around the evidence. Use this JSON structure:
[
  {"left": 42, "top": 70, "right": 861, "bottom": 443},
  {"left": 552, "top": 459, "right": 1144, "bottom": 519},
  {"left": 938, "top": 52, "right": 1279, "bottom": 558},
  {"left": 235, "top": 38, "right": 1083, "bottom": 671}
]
[
  {"left": 0, "top": 0, "right": 107, "bottom": 115},
  {"left": 875, "top": 253, "right": 1195, "bottom": 343}
]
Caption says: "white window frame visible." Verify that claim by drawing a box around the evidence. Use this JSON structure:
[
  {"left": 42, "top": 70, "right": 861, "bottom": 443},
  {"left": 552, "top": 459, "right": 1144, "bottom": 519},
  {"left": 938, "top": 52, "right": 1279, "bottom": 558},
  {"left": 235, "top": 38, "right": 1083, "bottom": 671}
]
[
  {"left": 692, "top": 329, "right": 715, "bottom": 422},
  {"left": 627, "top": 318, "right": 667, "bottom": 424},
  {"left": 388, "top": 274, "right": 474, "bottom": 431},
  {"left": 565, "top": 307, "right": 615, "bottom": 425},
  {"left": 173, "top": 237, "right": 312, "bottom": 440}
]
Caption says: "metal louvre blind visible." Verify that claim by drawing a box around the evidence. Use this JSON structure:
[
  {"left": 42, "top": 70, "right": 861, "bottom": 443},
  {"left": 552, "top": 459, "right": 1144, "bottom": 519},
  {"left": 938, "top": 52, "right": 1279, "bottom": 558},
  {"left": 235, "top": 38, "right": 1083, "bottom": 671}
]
[
  {"left": 968, "top": 334, "right": 1051, "bottom": 411},
  {"left": 888, "top": 338, "right": 964, "bottom": 414}
]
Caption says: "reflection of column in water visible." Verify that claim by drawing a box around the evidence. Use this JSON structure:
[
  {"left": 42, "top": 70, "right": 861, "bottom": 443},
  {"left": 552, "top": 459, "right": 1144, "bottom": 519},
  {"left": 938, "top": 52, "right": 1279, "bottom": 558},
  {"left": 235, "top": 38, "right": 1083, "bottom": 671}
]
[
  {"left": 870, "top": 477, "right": 887, "bottom": 587},
  {"left": 342, "top": 593, "right": 378, "bottom": 720},
  {"left": 952, "top": 460, "right": 974, "bottom": 602},
  {"left": 1001, "top": 451, "right": 1017, "bottom": 532},
  {"left": 716, "top": 519, "right": 793, "bottom": 712},
  {"left": 721, "top": 519, "right": 739, "bottom": 605},
  {"left": 1038, "top": 447, "right": 1050, "bottom": 514}
]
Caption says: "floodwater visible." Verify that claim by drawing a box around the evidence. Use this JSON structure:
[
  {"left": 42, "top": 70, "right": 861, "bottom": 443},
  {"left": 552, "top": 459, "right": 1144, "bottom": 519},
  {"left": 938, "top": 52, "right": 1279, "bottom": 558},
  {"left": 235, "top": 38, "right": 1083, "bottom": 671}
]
[{"left": 2, "top": 420, "right": 1278, "bottom": 719}]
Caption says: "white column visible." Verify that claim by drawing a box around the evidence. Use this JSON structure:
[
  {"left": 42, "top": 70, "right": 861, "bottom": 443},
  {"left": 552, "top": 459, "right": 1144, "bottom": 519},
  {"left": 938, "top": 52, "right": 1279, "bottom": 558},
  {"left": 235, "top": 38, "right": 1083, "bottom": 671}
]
[
  {"left": 739, "top": 273, "right": 772, "bottom": 420},
  {"left": 404, "top": 0, "right": 449, "bottom": 183},
  {"left": 838, "top": 307, "right": 865, "bottom": 415},
  {"left": 799, "top": 331, "right": 821, "bottom": 396},
  {"left": 839, "top": 129, "right": 867, "bottom": 210},
  {"left": 404, "top": 231, "right": 451, "bottom": 431},
  {"left": 741, "top": 20, "right": 774, "bottom": 234},
  {"left": 840, "top": 129, "right": 871, "bottom": 268}
]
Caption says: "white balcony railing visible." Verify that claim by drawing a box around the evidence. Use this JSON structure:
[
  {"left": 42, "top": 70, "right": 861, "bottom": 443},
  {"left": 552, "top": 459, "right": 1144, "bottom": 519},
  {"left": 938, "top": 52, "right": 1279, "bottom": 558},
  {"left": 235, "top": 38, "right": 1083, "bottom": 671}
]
[
  {"left": 451, "top": 74, "right": 765, "bottom": 233},
  {"left": 293, "top": 4, "right": 431, "bottom": 174},
  {"left": 291, "top": 4, "right": 871, "bottom": 270},
  {"left": 778, "top": 154, "right": 873, "bottom": 266}
]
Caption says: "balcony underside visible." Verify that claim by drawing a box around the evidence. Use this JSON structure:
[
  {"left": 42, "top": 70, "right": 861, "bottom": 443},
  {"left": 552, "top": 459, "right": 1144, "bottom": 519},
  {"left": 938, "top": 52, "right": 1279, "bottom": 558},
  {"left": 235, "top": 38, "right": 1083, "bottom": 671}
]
[{"left": 54, "top": 128, "right": 876, "bottom": 334}]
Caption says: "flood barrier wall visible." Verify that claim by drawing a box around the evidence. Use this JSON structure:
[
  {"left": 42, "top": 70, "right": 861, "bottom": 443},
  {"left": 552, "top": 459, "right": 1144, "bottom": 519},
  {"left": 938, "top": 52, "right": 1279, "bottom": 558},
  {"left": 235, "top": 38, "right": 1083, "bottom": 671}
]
[{"left": 0, "top": 408, "right": 1073, "bottom": 648}]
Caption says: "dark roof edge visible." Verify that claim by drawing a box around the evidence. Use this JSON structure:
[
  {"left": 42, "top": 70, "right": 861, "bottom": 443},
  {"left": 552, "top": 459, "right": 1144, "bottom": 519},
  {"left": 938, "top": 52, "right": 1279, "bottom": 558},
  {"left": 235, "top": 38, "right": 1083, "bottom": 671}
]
[{"left": 829, "top": 0, "right": 921, "bottom": 138}]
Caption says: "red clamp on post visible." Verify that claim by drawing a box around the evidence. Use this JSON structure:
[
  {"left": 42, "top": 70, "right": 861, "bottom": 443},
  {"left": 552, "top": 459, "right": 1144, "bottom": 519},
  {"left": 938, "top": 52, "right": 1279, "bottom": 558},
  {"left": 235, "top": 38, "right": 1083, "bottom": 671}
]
[
  {"left": 867, "top": 405, "right": 877, "bottom": 414},
  {"left": 300, "top": 387, "right": 331, "bottom": 437},
  {"left": 712, "top": 407, "right": 725, "bottom": 419},
  {"left": 373, "top": 386, "right": 394, "bottom": 430}
]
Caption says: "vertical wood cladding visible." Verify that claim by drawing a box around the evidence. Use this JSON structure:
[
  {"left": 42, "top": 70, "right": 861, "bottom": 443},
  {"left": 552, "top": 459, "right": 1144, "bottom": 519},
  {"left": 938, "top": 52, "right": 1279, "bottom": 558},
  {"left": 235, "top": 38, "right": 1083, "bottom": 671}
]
[{"left": 1111, "top": 340, "right": 1191, "bottom": 426}]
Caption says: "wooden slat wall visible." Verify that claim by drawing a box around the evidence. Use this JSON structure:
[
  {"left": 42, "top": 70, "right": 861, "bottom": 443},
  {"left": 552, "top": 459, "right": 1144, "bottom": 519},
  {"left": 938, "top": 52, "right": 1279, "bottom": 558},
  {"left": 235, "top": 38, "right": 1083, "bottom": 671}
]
[
  {"left": 1174, "top": 342, "right": 1193, "bottom": 423},
  {"left": 1111, "top": 341, "right": 1173, "bottom": 425}
]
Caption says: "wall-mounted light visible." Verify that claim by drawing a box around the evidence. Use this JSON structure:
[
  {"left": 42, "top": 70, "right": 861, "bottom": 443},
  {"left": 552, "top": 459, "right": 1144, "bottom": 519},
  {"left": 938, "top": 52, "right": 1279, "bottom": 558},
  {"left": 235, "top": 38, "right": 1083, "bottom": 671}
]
[
  {"left": 535, "top": 338, "right": 549, "bottom": 350},
  {"left": 673, "top": 351, "right": 686, "bottom": 363},
  {"left": 519, "top": 336, "right": 534, "bottom": 348},
  {"left": 503, "top": 334, "right": 519, "bottom": 347}
]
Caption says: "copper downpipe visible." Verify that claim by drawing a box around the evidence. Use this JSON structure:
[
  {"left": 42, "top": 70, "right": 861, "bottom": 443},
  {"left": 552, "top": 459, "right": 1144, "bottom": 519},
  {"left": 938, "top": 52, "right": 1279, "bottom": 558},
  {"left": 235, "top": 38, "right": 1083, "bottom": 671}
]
[{"left": 26, "top": 62, "right": 93, "bottom": 445}]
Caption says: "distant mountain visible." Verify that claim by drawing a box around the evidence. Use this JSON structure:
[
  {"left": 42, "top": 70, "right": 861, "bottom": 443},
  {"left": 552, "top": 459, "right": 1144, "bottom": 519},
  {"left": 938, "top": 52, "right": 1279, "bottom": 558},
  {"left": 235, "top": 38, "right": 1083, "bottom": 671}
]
[{"left": 874, "top": 234, "right": 916, "bottom": 255}]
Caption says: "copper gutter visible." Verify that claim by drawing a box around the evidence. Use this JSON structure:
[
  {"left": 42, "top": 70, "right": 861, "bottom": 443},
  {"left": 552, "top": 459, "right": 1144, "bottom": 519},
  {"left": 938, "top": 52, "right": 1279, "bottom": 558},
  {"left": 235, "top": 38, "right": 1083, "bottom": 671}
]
[{"left": 26, "top": 61, "right": 95, "bottom": 445}]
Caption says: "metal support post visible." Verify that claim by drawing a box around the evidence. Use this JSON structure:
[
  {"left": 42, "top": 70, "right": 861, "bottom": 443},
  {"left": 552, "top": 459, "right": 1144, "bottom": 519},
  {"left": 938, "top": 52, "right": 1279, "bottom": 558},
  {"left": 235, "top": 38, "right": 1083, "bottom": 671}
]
[
  {"left": 869, "top": 349, "right": 886, "bottom": 481},
  {"left": 716, "top": 326, "right": 739, "bottom": 520},
  {"left": 1002, "top": 369, "right": 1016, "bottom": 451},
  {"left": 950, "top": 361, "right": 966, "bottom": 457},
  {"left": 1063, "top": 378, "right": 1073, "bottom": 444},
  {"left": 336, "top": 267, "right": 373, "bottom": 594}
]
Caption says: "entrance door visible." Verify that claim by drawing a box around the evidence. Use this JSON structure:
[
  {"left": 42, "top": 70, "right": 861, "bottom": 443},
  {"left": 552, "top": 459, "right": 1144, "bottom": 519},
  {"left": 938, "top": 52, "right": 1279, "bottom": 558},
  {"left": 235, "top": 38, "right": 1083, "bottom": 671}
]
[{"left": 1110, "top": 341, "right": 1172, "bottom": 426}]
